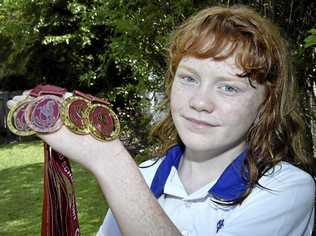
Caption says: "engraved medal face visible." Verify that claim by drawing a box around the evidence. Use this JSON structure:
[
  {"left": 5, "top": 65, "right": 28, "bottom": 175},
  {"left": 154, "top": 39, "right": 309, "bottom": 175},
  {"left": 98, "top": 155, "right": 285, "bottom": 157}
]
[
  {"left": 7, "top": 100, "right": 35, "bottom": 136},
  {"left": 61, "top": 96, "right": 90, "bottom": 135},
  {"left": 26, "top": 95, "right": 63, "bottom": 133},
  {"left": 86, "top": 104, "right": 120, "bottom": 141},
  {"left": 90, "top": 106, "right": 114, "bottom": 137},
  {"left": 14, "top": 103, "right": 30, "bottom": 131},
  {"left": 69, "top": 99, "right": 87, "bottom": 127}
]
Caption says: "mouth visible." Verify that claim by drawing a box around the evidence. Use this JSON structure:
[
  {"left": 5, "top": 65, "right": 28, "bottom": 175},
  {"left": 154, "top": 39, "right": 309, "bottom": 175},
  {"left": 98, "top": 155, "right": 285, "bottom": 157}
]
[{"left": 183, "top": 116, "right": 219, "bottom": 127}]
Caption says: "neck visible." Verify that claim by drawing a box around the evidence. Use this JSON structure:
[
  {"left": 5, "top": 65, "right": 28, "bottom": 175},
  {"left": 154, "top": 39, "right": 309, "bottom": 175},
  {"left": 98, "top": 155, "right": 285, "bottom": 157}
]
[
  {"left": 184, "top": 141, "right": 246, "bottom": 162},
  {"left": 178, "top": 141, "right": 246, "bottom": 194}
]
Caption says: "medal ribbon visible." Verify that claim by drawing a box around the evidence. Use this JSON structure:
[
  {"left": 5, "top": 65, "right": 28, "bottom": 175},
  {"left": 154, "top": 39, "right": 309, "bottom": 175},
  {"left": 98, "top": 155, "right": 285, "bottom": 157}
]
[
  {"left": 42, "top": 143, "right": 80, "bottom": 236},
  {"left": 28, "top": 85, "right": 79, "bottom": 235}
]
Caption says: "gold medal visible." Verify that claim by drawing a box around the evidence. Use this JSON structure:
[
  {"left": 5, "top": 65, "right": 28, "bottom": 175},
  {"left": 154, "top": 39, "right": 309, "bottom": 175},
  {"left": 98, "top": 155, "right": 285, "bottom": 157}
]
[
  {"left": 61, "top": 95, "right": 90, "bottom": 135},
  {"left": 84, "top": 103, "right": 120, "bottom": 142},
  {"left": 7, "top": 98, "right": 36, "bottom": 136},
  {"left": 24, "top": 95, "right": 63, "bottom": 133}
]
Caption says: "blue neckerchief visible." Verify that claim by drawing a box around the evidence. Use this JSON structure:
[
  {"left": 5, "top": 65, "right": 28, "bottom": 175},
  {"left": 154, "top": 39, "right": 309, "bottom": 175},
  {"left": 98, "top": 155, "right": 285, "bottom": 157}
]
[{"left": 150, "top": 144, "right": 248, "bottom": 202}]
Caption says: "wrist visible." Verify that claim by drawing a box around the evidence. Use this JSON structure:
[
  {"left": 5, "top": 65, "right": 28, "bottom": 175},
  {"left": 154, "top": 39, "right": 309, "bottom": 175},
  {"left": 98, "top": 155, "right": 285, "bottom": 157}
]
[{"left": 86, "top": 139, "right": 129, "bottom": 177}]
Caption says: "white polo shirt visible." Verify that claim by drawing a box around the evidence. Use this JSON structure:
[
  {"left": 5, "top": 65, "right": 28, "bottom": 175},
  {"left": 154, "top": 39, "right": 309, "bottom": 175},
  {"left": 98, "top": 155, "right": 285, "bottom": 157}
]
[{"left": 97, "top": 145, "right": 315, "bottom": 236}]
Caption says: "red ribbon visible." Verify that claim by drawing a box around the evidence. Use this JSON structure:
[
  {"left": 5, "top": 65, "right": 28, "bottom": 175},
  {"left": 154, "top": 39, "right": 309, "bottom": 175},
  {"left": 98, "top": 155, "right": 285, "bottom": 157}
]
[{"left": 41, "top": 143, "right": 80, "bottom": 236}]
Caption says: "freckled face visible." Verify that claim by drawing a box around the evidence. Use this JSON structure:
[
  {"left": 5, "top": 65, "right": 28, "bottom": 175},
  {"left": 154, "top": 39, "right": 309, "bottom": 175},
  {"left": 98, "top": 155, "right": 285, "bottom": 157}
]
[{"left": 170, "top": 56, "right": 266, "bottom": 154}]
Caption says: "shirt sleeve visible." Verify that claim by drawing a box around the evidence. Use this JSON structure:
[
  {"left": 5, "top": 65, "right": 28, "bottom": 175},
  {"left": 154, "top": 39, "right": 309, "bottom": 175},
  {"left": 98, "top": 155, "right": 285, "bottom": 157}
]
[
  {"left": 96, "top": 209, "right": 121, "bottom": 236},
  {"left": 217, "top": 164, "right": 315, "bottom": 236}
]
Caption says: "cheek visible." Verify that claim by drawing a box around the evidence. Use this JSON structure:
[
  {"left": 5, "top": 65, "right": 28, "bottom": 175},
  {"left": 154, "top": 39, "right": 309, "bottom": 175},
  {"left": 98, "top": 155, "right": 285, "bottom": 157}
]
[
  {"left": 170, "top": 86, "right": 178, "bottom": 113},
  {"left": 223, "top": 101, "right": 259, "bottom": 126},
  {"left": 170, "top": 84, "right": 190, "bottom": 112}
]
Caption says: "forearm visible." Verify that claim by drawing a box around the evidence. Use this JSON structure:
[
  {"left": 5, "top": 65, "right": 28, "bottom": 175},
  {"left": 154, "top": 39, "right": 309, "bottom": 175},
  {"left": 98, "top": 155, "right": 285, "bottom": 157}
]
[
  {"left": 94, "top": 147, "right": 181, "bottom": 236},
  {"left": 38, "top": 126, "right": 180, "bottom": 235}
]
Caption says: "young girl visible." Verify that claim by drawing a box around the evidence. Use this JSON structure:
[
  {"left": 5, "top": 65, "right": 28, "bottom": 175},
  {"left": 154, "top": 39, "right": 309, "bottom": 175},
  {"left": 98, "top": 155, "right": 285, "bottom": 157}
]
[{"left": 8, "top": 5, "right": 315, "bottom": 236}]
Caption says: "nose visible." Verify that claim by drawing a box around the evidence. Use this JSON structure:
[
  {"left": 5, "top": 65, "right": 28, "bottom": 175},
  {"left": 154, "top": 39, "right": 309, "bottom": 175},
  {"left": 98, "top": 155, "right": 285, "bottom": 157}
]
[{"left": 189, "top": 88, "right": 215, "bottom": 113}]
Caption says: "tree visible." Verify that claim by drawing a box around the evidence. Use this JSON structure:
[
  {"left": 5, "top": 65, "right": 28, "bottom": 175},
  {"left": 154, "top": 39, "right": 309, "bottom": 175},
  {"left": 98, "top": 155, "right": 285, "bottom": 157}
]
[{"left": 0, "top": 0, "right": 315, "bottom": 157}]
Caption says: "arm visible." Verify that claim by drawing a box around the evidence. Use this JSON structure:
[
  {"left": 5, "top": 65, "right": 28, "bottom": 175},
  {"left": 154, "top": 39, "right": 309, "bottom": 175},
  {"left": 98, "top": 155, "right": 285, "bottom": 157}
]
[
  {"left": 94, "top": 144, "right": 180, "bottom": 236},
  {"left": 7, "top": 93, "right": 180, "bottom": 235},
  {"left": 39, "top": 127, "right": 181, "bottom": 236}
]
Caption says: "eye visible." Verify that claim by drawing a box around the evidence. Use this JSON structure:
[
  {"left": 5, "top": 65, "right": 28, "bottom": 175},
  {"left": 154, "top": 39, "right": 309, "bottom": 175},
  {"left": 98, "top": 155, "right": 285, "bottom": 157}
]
[
  {"left": 179, "top": 75, "right": 198, "bottom": 84},
  {"left": 221, "top": 85, "right": 239, "bottom": 93},
  {"left": 184, "top": 76, "right": 195, "bottom": 82}
]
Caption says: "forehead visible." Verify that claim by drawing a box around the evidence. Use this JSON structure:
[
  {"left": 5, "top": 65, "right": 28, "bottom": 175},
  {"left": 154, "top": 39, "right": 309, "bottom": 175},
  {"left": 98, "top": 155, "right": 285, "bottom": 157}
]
[{"left": 178, "top": 56, "right": 244, "bottom": 77}]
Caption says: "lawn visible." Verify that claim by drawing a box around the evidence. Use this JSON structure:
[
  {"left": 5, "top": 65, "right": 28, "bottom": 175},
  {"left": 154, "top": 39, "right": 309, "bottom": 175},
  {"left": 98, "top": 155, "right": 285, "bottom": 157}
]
[{"left": 0, "top": 140, "right": 108, "bottom": 236}]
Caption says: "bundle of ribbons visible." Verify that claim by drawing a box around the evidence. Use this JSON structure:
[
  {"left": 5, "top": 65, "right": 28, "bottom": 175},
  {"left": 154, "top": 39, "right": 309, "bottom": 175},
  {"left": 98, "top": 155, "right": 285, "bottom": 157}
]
[{"left": 6, "top": 84, "right": 120, "bottom": 236}]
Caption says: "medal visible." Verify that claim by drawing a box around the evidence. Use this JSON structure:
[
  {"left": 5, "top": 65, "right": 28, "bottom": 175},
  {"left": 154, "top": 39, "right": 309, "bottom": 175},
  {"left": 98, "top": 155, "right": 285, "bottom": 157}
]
[
  {"left": 6, "top": 84, "right": 49, "bottom": 136},
  {"left": 7, "top": 98, "right": 36, "bottom": 136},
  {"left": 22, "top": 85, "right": 66, "bottom": 133},
  {"left": 61, "top": 91, "right": 91, "bottom": 135},
  {"left": 85, "top": 103, "right": 120, "bottom": 142},
  {"left": 25, "top": 95, "right": 64, "bottom": 133}
]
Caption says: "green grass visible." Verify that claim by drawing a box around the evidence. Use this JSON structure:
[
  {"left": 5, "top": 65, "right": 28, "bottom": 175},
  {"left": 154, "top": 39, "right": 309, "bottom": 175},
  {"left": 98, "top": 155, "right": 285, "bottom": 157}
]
[{"left": 0, "top": 140, "right": 108, "bottom": 236}]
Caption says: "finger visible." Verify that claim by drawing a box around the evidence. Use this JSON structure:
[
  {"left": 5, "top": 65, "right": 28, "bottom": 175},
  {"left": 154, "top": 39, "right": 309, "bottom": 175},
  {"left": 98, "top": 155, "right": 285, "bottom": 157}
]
[
  {"left": 63, "top": 92, "right": 73, "bottom": 99},
  {"left": 22, "top": 90, "right": 31, "bottom": 95},
  {"left": 7, "top": 100, "right": 17, "bottom": 110},
  {"left": 12, "top": 95, "right": 28, "bottom": 102}
]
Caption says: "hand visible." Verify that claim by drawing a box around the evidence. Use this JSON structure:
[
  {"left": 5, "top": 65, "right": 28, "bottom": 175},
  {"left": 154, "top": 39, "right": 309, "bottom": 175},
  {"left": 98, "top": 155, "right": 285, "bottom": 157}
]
[
  {"left": 6, "top": 90, "right": 126, "bottom": 175},
  {"left": 6, "top": 90, "right": 73, "bottom": 109},
  {"left": 39, "top": 126, "right": 125, "bottom": 174},
  {"left": 6, "top": 90, "right": 30, "bottom": 109}
]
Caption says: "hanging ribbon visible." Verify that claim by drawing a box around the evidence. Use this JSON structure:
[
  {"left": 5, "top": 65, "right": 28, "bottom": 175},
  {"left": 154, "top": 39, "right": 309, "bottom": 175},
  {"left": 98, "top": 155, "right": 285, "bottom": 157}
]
[{"left": 41, "top": 143, "right": 80, "bottom": 236}]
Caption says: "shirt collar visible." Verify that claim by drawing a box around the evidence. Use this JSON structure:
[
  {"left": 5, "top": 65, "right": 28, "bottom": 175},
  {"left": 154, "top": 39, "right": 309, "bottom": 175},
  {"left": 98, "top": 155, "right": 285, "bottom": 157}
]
[
  {"left": 150, "top": 144, "right": 248, "bottom": 202},
  {"left": 150, "top": 145, "right": 184, "bottom": 198}
]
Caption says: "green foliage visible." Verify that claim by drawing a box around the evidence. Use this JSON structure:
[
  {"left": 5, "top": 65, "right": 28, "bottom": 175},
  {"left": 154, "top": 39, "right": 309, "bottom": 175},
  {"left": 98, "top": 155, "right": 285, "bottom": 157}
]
[
  {"left": 0, "top": 0, "right": 315, "bottom": 156},
  {"left": 0, "top": 0, "right": 212, "bottom": 155},
  {"left": 304, "top": 29, "right": 316, "bottom": 48}
]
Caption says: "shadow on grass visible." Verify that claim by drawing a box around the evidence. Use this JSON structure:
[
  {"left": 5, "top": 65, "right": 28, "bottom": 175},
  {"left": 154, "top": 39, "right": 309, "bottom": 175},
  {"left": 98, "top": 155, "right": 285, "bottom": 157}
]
[
  {"left": 0, "top": 161, "right": 108, "bottom": 236},
  {"left": 0, "top": 138, "right": 41, "bottom": 150}
]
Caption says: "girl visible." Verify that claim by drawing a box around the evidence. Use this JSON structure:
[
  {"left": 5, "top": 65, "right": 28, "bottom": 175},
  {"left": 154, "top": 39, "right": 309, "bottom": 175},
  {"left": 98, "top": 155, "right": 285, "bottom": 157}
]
[{"left": 8, "top": 5, "right": 315, "bottom": 236}]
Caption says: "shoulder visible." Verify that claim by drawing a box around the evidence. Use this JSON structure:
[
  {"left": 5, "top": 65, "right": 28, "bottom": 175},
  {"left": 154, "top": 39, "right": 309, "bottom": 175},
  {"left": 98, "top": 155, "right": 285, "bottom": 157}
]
[
  {"left": 247, "top": 161, "right": 315, "bottom": 211},
  {"left": 259, "top": 161, "right": 315, "bottom": 193},
  {"left": 222, "top": 162, "right": 315, "bottom": 235},
  {"left": 138, "top": 157, "right": 164, "bottom": 186}
]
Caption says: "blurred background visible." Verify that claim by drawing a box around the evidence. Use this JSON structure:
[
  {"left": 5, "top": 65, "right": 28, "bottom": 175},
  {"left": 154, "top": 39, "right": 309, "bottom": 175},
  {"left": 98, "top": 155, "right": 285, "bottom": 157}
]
[{"left": 0, "top": 0, "right": 315, "bottom": 235}]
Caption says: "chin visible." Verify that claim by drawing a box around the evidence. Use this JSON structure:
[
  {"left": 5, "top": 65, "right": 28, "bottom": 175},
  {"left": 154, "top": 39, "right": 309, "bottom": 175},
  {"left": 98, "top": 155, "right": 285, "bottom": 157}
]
[{"left": 180, "top": 135, "right": 219, "bottom": 152}]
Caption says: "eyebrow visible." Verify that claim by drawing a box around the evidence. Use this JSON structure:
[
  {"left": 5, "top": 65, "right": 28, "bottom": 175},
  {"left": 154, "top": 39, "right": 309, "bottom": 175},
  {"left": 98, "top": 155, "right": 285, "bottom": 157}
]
[
  {"left": 177, "top": 65, "right": 200, "bottom": 77},
  {"left": 177, "top": 64, "right": 248, "bottom": 83}
]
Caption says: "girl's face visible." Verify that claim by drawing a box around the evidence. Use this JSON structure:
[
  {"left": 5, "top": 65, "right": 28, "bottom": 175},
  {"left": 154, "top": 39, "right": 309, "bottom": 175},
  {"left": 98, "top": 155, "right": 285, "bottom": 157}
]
[{"left": 170, "top": 56, "right": 265, "bottom": 154}]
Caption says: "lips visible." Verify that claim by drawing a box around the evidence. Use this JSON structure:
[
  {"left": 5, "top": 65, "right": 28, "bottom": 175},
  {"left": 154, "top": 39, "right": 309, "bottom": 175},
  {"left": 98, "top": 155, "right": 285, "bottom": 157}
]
[{"left": 183, "top": 116, "right": 219, "bottom": 127}]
